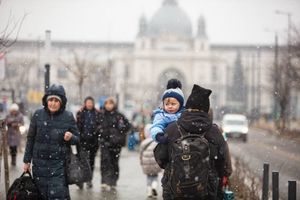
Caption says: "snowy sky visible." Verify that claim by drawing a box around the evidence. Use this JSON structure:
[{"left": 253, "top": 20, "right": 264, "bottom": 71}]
[{"left": 0, "top": 0, "right": 299, "bottom": 45}]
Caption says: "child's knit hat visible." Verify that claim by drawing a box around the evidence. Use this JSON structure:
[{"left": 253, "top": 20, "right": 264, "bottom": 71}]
[{"left": 162, "top": 87, "right": 184, "bottom": 109}]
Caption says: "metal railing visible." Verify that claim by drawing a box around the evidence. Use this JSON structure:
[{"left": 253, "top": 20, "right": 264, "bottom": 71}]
[{"left": 262, "top": 163, "right": 297, "bottom": 200}]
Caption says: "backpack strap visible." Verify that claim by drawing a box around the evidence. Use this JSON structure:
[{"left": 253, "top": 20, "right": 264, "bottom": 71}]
[
  {"left": 176, "top": 122, "right": 191, "bottom": 179},
  {"left": 176, "top": 122, "right": 189, "bottom": 138}
]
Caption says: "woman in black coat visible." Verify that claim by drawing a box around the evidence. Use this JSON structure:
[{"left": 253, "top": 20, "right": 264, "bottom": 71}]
[
  {"left": 23, "top": 84, "right": 79, "bottom": 200},
  {"left": 76, "top": 96, "right": 101, "bottom": 188},
  {"left": 99, "top": 97, "right": 131, "bottom": 191}
]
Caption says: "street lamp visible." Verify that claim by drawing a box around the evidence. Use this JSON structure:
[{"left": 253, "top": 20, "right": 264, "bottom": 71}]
[{"left": 44, "top": 30, "right": 51, "bottom": 92}]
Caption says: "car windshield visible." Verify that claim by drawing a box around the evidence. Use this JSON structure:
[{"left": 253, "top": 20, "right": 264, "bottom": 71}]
[{"left": 224, "top": 120, "right": 247, "bottom": 126}]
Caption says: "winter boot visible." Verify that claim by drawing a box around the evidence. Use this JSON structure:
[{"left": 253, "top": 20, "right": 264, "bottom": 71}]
[
  {"left": 11, "top": 155, "right": 16, "bottom": 166},
  {"left": 77, "top": 183, "right": 83, "bottom": 190},
  {"left": 86, "top": 181, "right": 93, "bottom": 188}
]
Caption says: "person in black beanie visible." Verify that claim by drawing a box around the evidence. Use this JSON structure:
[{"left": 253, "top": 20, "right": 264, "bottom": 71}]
[{"left": 154, "top": 84, "right": 230, "bottom": 200}]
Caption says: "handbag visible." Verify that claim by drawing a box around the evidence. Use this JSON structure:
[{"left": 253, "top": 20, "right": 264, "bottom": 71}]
[
  {"left": 7, "top": 171, "right": 43, "bottom": 200},
  {"left": 108, "top": 128, "right": 127, "bottom": 147},
  {"left": 65, "top": 145, "right": 92, "bottom": 185}
]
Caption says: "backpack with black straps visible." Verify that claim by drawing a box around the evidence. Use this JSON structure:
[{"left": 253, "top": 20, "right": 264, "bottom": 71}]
[
  {"left": 168, "top": 122, "right": 211, "bottom": 199},
  {"left": 7, "top": 171, "right": 42, "bottom": 200}
]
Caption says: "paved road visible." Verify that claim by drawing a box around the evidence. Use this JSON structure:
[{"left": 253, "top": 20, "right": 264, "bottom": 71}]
[
  {"left": 2, "top": 129, "right": 299, "bottom": 199},
  {"left": 227, "top": 128, "right": 300, "bottom": 199},
  {"left": 0, "top": 148, "right": 163, "bottom": 200}
]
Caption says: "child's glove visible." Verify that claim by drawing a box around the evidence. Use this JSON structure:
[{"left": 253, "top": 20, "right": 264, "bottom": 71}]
[
  {"left": 222, "top": 176, "right": 229, "bottom": 187},
  {"left": 156, "top": 133, "right": 168, "bottom": 144}
]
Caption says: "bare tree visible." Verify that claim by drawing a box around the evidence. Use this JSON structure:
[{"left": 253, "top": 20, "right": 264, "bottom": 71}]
[
  {"left": 273, "top": 24, "right": 300, "bottom": 133},
  {"left": 0, "top": 6, "right": 27, "bottom": 53},
  {"left": 58, "top": 50, "right": 99, "bottom": 102}
]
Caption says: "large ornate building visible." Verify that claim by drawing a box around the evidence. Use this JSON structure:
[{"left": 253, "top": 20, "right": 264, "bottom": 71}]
[{"left": 3, "top": 0, "right": 299, "bottom": 118}]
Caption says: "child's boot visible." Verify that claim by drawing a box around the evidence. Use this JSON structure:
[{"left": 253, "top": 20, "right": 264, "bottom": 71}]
[
  {"left": 151, "top": 181, "right": 158, "bottom": 197},
  {"left": 147, "top": 186, "right": 153, "bottom": 197}
]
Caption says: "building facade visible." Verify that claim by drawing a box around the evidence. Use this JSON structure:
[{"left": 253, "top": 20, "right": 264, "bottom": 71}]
[{"left": 2, "top": 0, "right": 298, "bottom": 118}]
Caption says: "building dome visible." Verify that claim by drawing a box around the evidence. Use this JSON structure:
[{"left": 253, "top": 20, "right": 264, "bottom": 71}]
[{"left": 146, "top": 0, "right": 193, "bottom": 38}]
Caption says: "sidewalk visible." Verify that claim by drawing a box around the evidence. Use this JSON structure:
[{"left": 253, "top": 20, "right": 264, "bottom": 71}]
[{"left": 0, "top": 148, "right": 163, "bottom": 200}]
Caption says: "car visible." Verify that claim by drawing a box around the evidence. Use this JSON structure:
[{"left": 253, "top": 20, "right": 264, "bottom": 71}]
[{"left": 222, "top": 114, "right": 249, "bottom": 142}]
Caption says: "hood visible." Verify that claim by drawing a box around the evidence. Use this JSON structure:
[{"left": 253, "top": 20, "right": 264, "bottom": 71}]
[
  {"left": 42, "top": 84, "right": 67, "bottom": 113},
  {"left": 177, "top": 110, "right": 212, "bottom": 135}
]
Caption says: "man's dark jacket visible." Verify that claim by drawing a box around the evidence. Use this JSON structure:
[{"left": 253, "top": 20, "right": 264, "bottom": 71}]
[{"left": 154, "top": 110, "right": 229, "bottom": 199}]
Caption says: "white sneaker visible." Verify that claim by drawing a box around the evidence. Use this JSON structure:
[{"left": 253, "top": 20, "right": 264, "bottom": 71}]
[
  {"left": 151, "top": 181, "right": 158, "bottom": 198},
  {"left": 147, "top": 186, "right": 153, "bottom": 197},
  {"left": 101, "top": 184, "right": 111, "bottom": 191},
  {"left": 151, "top": 180, "right": 158, "bottom": 189}
]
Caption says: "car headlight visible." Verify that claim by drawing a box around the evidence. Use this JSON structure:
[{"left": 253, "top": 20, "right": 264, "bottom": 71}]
[
  {"left": 19, "top": 126, "right": 26, "bottom": 135},
  {"left": 242, "top": 127, "right": 248, "bottom": 133}
]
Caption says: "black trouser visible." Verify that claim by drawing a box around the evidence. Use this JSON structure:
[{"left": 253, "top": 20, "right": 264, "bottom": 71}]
[
  {"left": 100, "top": 144, "right": 121, "bottom": 186},
  {"left": 81, "top": 143, "right": 99, "bottom": 175},
  {"left": 9, "top": 146, "right": 17, "bottom": 156}
]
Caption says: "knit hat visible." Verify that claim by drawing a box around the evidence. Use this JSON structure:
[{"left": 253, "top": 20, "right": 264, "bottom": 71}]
[
  {"left": 166, "top": 79, "right": 182, "bottom": 89},
  {"left": 9, "top": 103, "right": 19, "bottom": 111},
  {"left": 162, "top": 87, "right": 184, "bottom": 109},
  {"left": 46, "top": 95, "right": 62, "bottom": 103},
  {"left": 185, "top": 84, "right": 212, "bottom": 113}
]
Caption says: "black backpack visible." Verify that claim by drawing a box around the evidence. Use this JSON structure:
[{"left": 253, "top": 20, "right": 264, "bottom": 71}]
[
  {"left": 168, "top": 123, "right": 211, "bottom": 199},
  {"left": 7, "top": 172, "right": 42, "bottom": 200}
]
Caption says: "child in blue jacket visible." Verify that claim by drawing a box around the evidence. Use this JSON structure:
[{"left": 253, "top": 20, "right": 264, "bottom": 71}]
[{"left": 151, "top": 87, "right": 184, "bottom": 143}]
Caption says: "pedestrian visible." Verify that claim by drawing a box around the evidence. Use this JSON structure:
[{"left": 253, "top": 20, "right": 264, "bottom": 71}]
[
  {"left": 140, "top": 123, "right": 161, "bottom": 198},
  {"left": 5, "top": 103, "right": 24, "bottom": 166},
  {"left": 154, "top": 84, "right": 229, "bottom": 200},
  {"left": 99, "top": 97, "right": 131, "bottom": 191},
  {"left": 23, "top": 84, "right": 79, "bottom": 200},
  {"left": 76, "top": 96, "right": 101, "bottom": 189},
  {"left": 151, "top": 82, "right": 184, "bottom": 143}
]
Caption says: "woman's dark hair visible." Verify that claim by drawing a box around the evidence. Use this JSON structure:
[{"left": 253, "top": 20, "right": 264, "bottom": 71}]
[{"left": 84, "top": 96, "right": 95, "bottom": 104}]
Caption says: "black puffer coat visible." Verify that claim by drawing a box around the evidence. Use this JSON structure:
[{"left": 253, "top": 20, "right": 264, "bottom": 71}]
[
  {"left": 76, "top": 108, "right": 101, "bottom": 148},
  {"left": 99, "top": 109, "right": 131, "bottom": 148},
  {"left": 23, "top": 84, "right": 79, "bottom": 200}
]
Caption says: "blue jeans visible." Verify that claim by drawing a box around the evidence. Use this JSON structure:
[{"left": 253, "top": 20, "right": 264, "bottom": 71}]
[{"left": 147, "top": 174, "right": 158, "bottom": 186}]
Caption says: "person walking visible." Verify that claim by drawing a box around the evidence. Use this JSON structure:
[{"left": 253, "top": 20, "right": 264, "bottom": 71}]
[
  {"left": 23, "top": 84, "right": 79, "bottom": 200},
  {"left": 155, "top": 84, "right": 229, "bottom": 200},
  {"left": 5, "top": 103, "right": 24, "bottom": 166},
  {"left": 140, "top": 124, "right": 161, "bottom": 198},
  {"left": 99, "top": 97, "right": 131, "bottom": 191},
  {"left": 76, "top": 96, "right": 101, "bottom": 189}
]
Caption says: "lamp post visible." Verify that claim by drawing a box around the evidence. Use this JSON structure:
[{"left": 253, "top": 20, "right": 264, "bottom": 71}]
[{"left": 44, "top": 30, "right": 51, "bottom": 92}]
